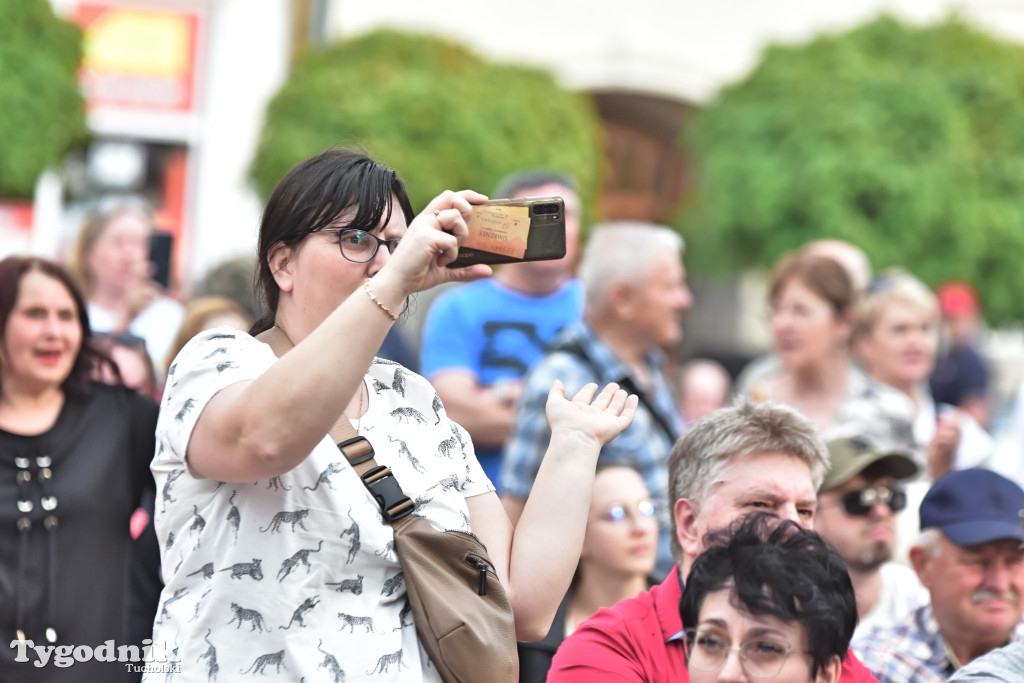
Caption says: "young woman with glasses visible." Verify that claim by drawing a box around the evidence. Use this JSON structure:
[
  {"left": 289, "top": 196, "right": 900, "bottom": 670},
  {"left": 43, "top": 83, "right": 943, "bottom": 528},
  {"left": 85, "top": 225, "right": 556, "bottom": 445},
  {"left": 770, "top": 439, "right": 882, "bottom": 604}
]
[
  {"left": 519, "top": 463, "right": 659, "bottom": 681},
  {"left": 148, "top": 147, "right": 638, "bottom": 682},
  {"left": 0, "top": 256, "right": 160, "bottom": 681},
  {"left": 680, "top": 514, "right": 857, "bottom": 683}
]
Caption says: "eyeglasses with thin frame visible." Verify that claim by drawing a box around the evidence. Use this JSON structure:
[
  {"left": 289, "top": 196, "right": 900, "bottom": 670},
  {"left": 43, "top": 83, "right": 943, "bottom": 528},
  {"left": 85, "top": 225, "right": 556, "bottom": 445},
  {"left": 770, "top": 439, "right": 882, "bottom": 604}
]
[
  {"left": 598, "top": 499, "right": 658, "bottom": 524},
  {"left": 320, "top": 227, "right": 402, "bottom": 263},
  {"left": 839, "top": 485, "right": 907, "bottom": 517},
  {"left": 684, "top": 629, "right": 811, "bottom": 678}
]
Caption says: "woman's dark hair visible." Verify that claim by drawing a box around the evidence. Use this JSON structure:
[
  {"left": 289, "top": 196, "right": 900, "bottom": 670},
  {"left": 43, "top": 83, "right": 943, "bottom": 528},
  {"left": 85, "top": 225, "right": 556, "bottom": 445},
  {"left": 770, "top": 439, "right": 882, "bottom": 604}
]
[
  {"left": 680, "top": 513, "right": 857, "bottom": 678},
  {"left": 769, "top": 251, "right": 855, "bottom": 318},
  {"left": 251, "top": 148, "right": 416, "bottom": 334},
  {"left": 0, "top": 256, "right": 116, "bottom": 395}
]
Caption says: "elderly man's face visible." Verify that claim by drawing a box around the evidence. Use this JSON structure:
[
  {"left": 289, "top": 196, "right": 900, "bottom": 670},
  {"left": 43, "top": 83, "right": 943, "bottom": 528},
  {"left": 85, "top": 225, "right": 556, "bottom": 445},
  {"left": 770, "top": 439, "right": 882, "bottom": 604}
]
[
  {"left": 913, "top": 534, "right": 1024, "bottom": 645},
  {"left": 628, "top": 251, "right": 693, "bottom": 351}
]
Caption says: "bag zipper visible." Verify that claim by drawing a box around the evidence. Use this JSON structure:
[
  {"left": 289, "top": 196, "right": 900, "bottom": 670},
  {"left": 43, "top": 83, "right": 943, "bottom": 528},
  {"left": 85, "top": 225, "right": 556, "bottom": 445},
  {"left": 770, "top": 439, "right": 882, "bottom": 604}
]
[
  {"left": 466, "top": 555, "right": 497, "bottom": 596},
  {"left": 445, "top": 528, "right": 486, "bottom": 549}
]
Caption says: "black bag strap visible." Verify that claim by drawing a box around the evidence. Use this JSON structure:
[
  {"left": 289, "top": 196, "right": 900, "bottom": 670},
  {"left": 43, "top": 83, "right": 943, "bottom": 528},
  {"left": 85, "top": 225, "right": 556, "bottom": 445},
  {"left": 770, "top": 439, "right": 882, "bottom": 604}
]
[
  {"left": 255, "top": 327, "right": 414, "bottom": 523},
  {"left": 549, "top": 339, "right": 680, "bottom": 444}
]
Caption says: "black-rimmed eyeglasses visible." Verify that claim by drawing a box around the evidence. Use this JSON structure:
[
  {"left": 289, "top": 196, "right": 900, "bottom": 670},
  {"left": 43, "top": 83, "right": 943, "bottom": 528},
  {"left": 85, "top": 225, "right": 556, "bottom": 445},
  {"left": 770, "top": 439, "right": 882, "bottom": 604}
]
[{"left": 321, "top": 227, "right": 402, "bottom": 263}]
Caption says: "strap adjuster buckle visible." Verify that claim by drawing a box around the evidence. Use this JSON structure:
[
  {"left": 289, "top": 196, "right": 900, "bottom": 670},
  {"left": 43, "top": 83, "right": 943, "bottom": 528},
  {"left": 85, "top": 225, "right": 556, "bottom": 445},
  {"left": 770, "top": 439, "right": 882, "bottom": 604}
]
[
  {"left": 362, "top": 466, "right": 414, "bottom": 522},
  {"left": 337, "top": 435, "right": 375, "bottom": 465}
]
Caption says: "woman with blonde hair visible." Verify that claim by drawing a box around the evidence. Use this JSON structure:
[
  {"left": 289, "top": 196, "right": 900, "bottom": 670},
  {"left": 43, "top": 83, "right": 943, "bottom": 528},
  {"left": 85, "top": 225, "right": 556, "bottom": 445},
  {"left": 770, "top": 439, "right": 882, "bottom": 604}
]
[
  {"left": 853, "top": 269, "right": 993, "bottom": 481},
  {"left": 70, "top": 196, "right": 184, "bottom": 376},
  {"left": 853, "top": 268, "right": 995, "bottom": 564}
]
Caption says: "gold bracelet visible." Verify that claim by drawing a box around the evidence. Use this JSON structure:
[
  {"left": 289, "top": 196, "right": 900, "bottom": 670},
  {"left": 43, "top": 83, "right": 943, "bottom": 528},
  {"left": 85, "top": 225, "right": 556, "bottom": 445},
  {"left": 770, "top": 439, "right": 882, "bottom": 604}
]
[{"left": 363, "top": 279, "right": 399, "bottom": 322}]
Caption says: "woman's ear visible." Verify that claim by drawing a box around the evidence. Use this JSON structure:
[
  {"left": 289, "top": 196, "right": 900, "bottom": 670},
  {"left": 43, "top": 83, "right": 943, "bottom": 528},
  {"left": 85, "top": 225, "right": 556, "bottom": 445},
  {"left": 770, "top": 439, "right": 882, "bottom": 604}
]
[
  {"left": 268, "top": 242, "right": 294, "bottom": 293},
  {"left": 815, "top": 655, "right": 842, "bottom": 683}
]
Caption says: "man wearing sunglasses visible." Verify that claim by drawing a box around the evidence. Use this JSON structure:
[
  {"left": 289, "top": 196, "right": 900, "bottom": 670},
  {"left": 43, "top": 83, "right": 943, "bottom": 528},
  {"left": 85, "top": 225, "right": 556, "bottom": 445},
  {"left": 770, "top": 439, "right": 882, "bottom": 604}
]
[
  {"left": 853, "top": 468, "right": 1024, "bottom": 680},
  {"left": 815, "top": 436, "right": 929, "bottom": 640}
]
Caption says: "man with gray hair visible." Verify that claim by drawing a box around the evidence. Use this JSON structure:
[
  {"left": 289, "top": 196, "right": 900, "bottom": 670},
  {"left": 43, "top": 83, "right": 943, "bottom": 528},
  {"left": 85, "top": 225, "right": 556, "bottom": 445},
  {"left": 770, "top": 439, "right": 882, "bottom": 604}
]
[
  {"left": 500, "top": 221, "right": 692, "bottom": 577},
  {"left": 547, "top": 398, "right": 877, "bottom": 681},
  {"left": 853, "top": 468, "right": 1024, "bottom": 680}
]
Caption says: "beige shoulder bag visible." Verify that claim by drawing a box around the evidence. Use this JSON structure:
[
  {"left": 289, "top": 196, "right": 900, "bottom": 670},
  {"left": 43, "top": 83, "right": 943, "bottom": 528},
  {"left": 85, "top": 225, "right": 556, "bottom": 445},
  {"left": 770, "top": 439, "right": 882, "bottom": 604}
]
[{"left": 256, "top": 327, "right": 517, "bottom": 682}]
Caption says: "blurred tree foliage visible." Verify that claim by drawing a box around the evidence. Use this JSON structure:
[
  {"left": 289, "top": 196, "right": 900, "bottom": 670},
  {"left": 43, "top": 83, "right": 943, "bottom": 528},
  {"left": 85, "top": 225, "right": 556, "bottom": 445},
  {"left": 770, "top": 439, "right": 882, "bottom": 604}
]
[
  {"left": 678, "top": 15, "right": 1024, "bottom": 324},
  {"left": 249, "top": 28, "right": 601, "bottom": 216},
  {"left": 0, "top": 0, "right": 88, "bottom": 199}
]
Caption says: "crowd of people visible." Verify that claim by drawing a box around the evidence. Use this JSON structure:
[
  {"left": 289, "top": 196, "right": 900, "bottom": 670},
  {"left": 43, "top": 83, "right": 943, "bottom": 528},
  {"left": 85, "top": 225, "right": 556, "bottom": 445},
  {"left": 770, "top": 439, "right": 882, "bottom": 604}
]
[{"left": 3, "top": 144, "right": 1024, "bottom": 682}]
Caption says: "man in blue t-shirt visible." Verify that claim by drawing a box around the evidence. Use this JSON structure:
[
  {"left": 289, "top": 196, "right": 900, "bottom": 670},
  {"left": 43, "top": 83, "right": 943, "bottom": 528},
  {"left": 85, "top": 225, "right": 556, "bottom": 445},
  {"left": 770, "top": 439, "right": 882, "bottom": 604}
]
[{"left": 420, "top": 170, "right": 584, "bottom": 487}]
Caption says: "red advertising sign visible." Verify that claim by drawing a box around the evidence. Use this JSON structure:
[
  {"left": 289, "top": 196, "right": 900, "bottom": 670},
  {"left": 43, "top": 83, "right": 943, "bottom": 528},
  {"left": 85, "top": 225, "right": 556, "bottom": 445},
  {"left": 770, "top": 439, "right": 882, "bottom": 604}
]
[{"left": 76, "top": 3, "right": 201, "bottom": 114}]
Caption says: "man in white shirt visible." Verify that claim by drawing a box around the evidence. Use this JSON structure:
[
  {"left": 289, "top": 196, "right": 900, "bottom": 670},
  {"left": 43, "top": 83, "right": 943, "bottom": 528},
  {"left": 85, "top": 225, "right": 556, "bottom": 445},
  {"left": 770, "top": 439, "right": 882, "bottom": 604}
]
[{"left": 815, "top": 436, "right": 929, "bottom": 639}]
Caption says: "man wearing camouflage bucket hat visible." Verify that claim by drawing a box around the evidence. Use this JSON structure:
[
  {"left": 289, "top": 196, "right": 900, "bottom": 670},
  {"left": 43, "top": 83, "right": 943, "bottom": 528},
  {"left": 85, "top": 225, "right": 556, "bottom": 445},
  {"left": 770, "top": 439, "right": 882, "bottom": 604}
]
[{"left": 816, "top": 436, "right": 929, "bottom": 640}]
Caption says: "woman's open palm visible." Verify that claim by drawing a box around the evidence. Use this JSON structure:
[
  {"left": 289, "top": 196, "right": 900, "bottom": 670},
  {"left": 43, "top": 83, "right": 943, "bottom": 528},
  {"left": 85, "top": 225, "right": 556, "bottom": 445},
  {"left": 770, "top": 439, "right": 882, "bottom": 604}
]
[{"left": 544, "top": 380, "right": 639, "bottom": 449}]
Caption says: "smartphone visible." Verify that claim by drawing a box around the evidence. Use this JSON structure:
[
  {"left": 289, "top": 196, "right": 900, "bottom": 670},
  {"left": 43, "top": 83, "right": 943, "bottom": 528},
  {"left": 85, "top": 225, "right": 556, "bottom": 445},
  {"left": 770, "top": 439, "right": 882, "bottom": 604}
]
[
  {"left": 448, "top": 196, "right": 566, "bottom": 267},
  {"left": 149, "top": 231, "right": 174, "bottom": 289}
]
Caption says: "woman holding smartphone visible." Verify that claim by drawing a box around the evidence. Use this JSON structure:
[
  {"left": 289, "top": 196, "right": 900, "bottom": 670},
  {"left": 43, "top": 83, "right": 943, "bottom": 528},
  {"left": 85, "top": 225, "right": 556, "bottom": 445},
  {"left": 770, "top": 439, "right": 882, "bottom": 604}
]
[{"left": 149, "top": 148, "right": 637, "bottom": 682}]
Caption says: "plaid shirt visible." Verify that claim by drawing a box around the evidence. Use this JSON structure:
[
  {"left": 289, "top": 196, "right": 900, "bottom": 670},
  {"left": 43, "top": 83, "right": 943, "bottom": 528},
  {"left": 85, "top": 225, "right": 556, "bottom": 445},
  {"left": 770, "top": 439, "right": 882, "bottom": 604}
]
[
  {"left": 853, "top": 603, "right": 1024, "bottom": 682},
  {"left": 499, "top": 321, "right": 680, "bottom": 578}
]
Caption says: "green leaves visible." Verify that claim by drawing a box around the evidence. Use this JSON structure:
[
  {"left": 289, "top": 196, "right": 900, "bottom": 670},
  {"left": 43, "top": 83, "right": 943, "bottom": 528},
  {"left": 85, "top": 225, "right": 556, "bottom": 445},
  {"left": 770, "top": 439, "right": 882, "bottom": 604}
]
[
  {"left": 0, "top": 0, "right": 88, "bottom": 199},
  {"left": 679, "top": 15, "right": 1024, "bottom": 323},
  {"left": 248, "top": 29, "right": 600, "bottom": 217}
]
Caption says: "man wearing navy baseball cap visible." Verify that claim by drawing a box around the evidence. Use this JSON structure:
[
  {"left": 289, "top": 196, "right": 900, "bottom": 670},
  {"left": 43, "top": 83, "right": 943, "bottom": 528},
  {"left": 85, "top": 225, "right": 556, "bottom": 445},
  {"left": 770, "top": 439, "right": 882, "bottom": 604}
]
[{"left": 853, "top": 468, "right": 1024, "bottom": 681}]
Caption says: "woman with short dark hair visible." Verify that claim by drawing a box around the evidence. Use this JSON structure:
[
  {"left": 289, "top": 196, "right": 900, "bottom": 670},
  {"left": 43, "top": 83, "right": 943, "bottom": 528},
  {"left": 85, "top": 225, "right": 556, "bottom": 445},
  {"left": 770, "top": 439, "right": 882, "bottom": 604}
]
[
  {"left": 149, "top": 147, "right": 637, "bottom": 681},
  {"left": 680, "top": 513, "right": 857, "bottom": 682}
]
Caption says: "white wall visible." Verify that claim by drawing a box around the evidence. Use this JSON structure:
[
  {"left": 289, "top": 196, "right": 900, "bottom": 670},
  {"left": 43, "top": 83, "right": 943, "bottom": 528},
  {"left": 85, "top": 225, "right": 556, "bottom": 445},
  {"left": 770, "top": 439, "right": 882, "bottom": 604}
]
[{"left": 188, "top": 0, "right": 290, "bottom": 282}]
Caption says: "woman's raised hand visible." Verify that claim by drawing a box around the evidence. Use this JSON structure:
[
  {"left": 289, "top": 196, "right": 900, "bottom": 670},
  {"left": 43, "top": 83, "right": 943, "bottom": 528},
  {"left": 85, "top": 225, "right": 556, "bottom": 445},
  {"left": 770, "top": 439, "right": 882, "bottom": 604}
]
[
  {"left": 379, "top": 189, "right": 494, "bottom": 297},
  {"left": 544, "top": 380, "right": 639, "bottom": 451},
  {"left": 927, "top": 411, "right": 962, "bottom": 480}
]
